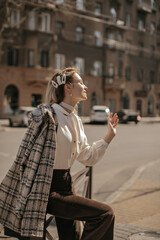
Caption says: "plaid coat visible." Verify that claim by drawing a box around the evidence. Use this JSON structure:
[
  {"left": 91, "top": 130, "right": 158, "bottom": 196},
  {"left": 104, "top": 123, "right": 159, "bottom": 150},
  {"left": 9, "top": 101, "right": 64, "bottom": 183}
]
[{"left": 0, "top": 105, "right": 56, "bottom": 237}]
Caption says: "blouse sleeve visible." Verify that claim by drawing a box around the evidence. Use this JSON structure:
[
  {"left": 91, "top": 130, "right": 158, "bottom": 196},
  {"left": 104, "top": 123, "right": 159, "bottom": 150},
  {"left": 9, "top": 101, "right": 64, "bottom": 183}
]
[{"left": 76, "top": 119, "right": 108, "bottom": 166}]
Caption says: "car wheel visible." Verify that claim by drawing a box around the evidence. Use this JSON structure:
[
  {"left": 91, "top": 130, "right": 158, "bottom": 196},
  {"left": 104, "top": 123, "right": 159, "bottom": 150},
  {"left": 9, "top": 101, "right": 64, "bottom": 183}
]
[
  {"left": 20, "top": 120, "right": 25, "bottom": 127},
  {"left": 9, "top": 119, "right": 13, "bottom": 127}
]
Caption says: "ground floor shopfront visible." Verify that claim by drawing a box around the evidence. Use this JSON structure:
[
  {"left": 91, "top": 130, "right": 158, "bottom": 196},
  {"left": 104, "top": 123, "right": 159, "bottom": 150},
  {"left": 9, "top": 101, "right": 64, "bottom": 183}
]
[
  {"left": 0, "top": 66, "right": 104, "bottom": 118},
  {"left": 105, "top": 80, "right": 160, "bottom": 117},
  {"left": 0, "top": 66, "right": 160, "bottom": 119}
]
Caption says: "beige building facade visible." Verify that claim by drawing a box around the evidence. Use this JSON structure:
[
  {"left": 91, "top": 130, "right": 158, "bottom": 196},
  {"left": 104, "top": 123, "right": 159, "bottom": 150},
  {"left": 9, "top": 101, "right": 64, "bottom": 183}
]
[{"left": 0, "top": 0, "right": 160, "bottom": 118}]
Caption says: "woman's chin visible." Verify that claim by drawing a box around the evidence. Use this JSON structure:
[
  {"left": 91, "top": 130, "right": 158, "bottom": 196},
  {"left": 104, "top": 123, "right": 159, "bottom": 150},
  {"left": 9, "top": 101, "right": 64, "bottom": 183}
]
[{"left": 82, "top": 95, "right": 87, "bottom": 100}]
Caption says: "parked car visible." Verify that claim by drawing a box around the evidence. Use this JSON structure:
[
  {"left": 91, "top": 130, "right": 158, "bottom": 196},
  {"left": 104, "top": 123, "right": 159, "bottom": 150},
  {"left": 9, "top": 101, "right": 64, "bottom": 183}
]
[
  {"left": 90, "top": 105, "right": 110, "bottom": 123},
  {"left": 8, "top": 106, "right": 36, "bottom": 127},
  {"left": 117, "top": 109, "right": 141, "bottom": 124}
]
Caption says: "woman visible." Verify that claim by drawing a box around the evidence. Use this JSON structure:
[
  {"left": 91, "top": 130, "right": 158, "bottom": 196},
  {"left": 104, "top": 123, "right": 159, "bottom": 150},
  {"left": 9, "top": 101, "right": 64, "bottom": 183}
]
[{"left": 0, "top": 67, "right": 118, "bottom": 240}]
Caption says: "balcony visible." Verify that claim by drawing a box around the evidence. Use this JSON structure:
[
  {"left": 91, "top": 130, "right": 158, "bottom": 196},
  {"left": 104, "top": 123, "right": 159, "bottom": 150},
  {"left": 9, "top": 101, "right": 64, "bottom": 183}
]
[
  {"left": 106, "top": 19, "right": 126, "bottom": 31},
  {"left": 24, "top": 0, "right": 56, "bottom": 8},
  {"left": 105, "top": 77, "right": 125, "bottom": 90},
  {"left": 137, "top": 3, "right": 152, "bottom": 13},
  {"left": 23, "top": 67, "right": 53, "bottom": 84},
  {"left": 134, "top": 90, "right": 147, "bottom": 97}
]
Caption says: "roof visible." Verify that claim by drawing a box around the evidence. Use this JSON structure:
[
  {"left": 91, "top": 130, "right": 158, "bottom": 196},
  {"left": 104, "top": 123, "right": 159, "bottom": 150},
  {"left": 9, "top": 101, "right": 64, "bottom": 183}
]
[{"left": 92, "top": 105, "right": 109, "bottom": 110}]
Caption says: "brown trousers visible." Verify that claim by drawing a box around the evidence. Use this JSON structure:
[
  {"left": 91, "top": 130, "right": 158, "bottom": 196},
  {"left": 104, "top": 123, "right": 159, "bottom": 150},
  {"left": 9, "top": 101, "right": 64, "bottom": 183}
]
[{"left": 47, "top": 169, "right": 115, "bottom": 240}]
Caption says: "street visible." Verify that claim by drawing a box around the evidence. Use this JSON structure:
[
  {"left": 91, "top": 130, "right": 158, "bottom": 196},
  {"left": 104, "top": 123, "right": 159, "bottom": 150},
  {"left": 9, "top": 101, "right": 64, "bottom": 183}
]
[
  {"left": 0, "top": 121, "right": 160, "bottom": 239},
  {"left": 0, "top": 121, "right": 160, "bottom": 202}
]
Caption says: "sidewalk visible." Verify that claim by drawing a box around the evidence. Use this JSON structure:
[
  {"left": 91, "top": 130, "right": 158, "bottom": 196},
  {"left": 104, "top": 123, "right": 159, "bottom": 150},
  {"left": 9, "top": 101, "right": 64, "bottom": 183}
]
[
  {"left": 111, "top": 158, "right": 160, "bottom": 240},
  {"left": 81, "top": 116, "right": 160, "bottom": 124},
  {"left": 0, "top": 116, "right": 160, "bottom": 131}
]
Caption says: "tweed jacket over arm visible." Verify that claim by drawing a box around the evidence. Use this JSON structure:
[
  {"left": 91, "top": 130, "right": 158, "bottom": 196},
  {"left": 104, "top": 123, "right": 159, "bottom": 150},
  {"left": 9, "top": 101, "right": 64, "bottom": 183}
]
[{"left": 0, "top": 105, "right": 56, "bottom": 238}]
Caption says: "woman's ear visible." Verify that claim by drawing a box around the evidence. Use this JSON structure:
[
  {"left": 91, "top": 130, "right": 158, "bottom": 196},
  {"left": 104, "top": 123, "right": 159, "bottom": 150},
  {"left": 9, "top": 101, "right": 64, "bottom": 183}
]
[{"left": 64, "top": 83, "right": 72, "bottom": 95}]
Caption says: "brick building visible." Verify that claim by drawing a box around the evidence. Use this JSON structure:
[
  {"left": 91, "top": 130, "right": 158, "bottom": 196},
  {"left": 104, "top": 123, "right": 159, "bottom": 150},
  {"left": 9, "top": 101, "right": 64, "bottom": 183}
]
[{"left": 0, "top": 0, "right": 160, "bottom": 118}]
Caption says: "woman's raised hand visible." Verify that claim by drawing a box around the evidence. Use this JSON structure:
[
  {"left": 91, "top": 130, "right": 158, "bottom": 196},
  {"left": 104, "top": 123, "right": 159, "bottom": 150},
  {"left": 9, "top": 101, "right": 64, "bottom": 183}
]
[
  {"left": 103, "top": 113, "right": 119, "bottom": 144},
  {"left": 108, "top": 113, "right": 119, "bottom": 136}
]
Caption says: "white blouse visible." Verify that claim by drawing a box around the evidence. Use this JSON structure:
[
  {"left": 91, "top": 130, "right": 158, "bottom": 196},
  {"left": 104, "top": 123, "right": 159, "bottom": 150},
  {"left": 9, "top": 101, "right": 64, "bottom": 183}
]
[{"left": 52, "top": 103, "right": 108, "bottom": 169}]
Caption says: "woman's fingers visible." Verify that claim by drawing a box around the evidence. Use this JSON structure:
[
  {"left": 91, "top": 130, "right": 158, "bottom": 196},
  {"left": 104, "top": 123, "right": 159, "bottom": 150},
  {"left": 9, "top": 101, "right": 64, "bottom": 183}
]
[{"left": 110, "top": 113, "right": 119, "bottom": 127}]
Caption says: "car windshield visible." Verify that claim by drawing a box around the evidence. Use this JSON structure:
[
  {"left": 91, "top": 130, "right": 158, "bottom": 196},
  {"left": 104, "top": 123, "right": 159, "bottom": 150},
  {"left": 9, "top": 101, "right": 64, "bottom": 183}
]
[{"left": 94, "top": 110, "right": 106, "bottom": 112}]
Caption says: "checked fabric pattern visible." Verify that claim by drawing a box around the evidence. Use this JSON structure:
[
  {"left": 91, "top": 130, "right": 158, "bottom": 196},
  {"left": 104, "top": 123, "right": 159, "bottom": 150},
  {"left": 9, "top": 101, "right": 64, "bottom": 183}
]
[{"left": 0, "top": 106, "right": 57, "bottom": 238}]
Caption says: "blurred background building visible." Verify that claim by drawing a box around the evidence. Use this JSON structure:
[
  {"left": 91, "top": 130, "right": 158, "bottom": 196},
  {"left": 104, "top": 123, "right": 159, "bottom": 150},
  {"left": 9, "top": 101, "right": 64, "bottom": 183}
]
[{"left": 0, "top": 0, "right": 160, "bottom": 117}]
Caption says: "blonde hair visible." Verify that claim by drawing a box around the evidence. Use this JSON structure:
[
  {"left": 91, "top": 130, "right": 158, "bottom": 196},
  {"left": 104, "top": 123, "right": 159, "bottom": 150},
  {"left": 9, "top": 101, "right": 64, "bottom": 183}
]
[{"left": 45, "top": 67, "right": 79, "bottom": 105}]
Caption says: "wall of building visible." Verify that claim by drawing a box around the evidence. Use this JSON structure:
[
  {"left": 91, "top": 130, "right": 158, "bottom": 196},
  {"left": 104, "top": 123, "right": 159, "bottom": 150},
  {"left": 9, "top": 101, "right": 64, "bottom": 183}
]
[{"left": 0, "top": 0, "right": 160, "bottom": 118}]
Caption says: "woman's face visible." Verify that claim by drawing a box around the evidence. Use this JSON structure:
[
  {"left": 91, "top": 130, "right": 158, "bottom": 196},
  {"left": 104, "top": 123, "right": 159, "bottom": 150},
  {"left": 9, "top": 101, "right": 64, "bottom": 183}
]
[{"left": 71, "top": 73, "right": 88, "bottom": 102}]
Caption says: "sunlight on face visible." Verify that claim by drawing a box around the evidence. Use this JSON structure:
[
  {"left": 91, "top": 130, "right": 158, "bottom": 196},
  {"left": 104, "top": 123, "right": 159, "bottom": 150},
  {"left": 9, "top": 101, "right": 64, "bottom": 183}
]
[
  {"left": 73, "top": 73, "right": 83, "bottom": 83},
  {"left": 71, "top": 73, "right": 88, "bottom": 102}
]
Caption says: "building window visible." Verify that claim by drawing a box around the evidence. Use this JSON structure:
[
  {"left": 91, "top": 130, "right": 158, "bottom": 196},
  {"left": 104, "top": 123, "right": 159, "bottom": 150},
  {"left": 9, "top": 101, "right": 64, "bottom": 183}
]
[
  {"left": 138, "top": 42, "right": 144, "bottom": 55},
  {"left": 117, "top": 33, "right": 122, "bottom": 42},
  {"left": 150, "top": 0, "right": 156, "bottom": 10},
  {"left": 39, "top": 13, "right": 50, "bottom": 32},
  {"left": 138, "top": 16, "right": 145, "bottom": 31},
  {"left": 10, "top": 9, "right": 20, "bottom": 28},
  {"left": 123, "top": 93, "right": 130, "bottom": 109},
  {"left": 125, "top": 12, "right": 130, "bottom": 27},
  {"left": 110, "top": 8, "right": 117, "bottom": 23},
  {"left": 56, "top": 0, "right": 64, "bottom": 3},
  {"left": 76, "top": 0, "right": 85, "bottom": 11},
  {"left": 108, "top": 33, "right": 114, "bottom": 49},
  {"left": 117, "top": 33, "right": 122, "bottom": 50},
  {"left": 150, "top": 45, "right": 155, "bottom": 57},
  {"left": 118, "top": 61, "right": 123, "bottom": 77},
  {"left": 108, "top": 99, "right": 116, "bottom": 113},
  {"left": 150, "top": 22, "right": 155, "bottom": 35},
  {"left": 4, "top": 85, "right": 19, "bottom": 114},
  {"left": 28, "top": 11, "right": 35, "bottom": 30},
  {"left": 8, "top": 49, "right": 19, "bottom": 66},
  {"left": 31, "top": 94, "right": 42, "bottom": 107},
  {"left": 136, "top": 99, "right": 142, "bottom": 115},
  {"left": 76, "top": 26, "right": 84, "bottom": 42},
  {"left": 55, "top": 54, "right": 65, "bottom": 70},
  {"left": 150, "top": 70, "right": 155, "bottom": 84},
  {"left": 41, "top": 51, "right": 49, "bottom": 67},
  {"left": 137, "top": 69, "right": 143, "bottom": 82},
  {"left": 28, "top": 50, "right": 35, "bottom": 67},
  {"left": 148, "top": 95, "right": 154, "bottom": 114},
  {"left": 94, "top": 31, "right": 102, "bottom": 46},
  {"left": 126, "top": 40, "right": 131, "bottom": 53},
  {"left": 138, "top": 0, "right": 143, "bottom": 4},
  {"left": 125, "top": 66, "right": 131, "bottom": 81},
  {"left": 74, "top": 57, "right": 85, "bottom": 74},
  {"left": 56, "top": 22, "right": 64, "bottom": 37},
  {"left": 95, "top": 2, "right": 102, "bottom": 16},
  {"left": 108, "top": 64, "right": 115, "bottom": 78},
  {"left": 91, "top": 92, "right": 99, "bottom": 106},
  {"left": 92, "top": 61, "right": 102, "bottom": 77}
]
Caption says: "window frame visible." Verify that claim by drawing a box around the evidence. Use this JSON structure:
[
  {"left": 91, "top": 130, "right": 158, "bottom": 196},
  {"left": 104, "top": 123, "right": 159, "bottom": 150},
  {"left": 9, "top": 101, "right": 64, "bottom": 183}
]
[
  {"left": 55, "top": 53, "right": 65, "bottom": 70},
  {"left": 74, "top": 57, "right": 85, "bottom": 74}
]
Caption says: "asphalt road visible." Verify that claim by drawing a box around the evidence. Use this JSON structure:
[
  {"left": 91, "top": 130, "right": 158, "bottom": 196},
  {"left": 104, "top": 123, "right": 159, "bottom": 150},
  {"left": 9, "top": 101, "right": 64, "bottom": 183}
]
[{"left": 0, "top": 122, "right": 160, "bottom": 202}]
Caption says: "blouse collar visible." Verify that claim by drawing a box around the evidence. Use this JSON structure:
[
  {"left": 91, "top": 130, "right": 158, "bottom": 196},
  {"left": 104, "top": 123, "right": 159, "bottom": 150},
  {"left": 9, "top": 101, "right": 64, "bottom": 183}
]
[{"left": 52, "top": 103, "right": 75, "bottom": 116}]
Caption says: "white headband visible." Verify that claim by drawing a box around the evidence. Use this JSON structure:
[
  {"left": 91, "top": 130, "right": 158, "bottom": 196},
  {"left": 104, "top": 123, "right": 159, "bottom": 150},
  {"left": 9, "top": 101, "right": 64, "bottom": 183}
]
[{"left": 51, "top": 74, "right": 66, "bottom": 88}]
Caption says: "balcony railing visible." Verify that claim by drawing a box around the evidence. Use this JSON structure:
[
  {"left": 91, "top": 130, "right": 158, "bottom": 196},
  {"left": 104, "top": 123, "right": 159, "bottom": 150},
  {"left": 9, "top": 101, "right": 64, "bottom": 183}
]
[
  {"left": 23, "top": 67, "right": 53, "bottom": 83},
  {"left": 105, "top": 77, "right": 126, "bottom": 90},
  {"left": 137, "top": 3, "right": 152, "bottom": 13}
]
